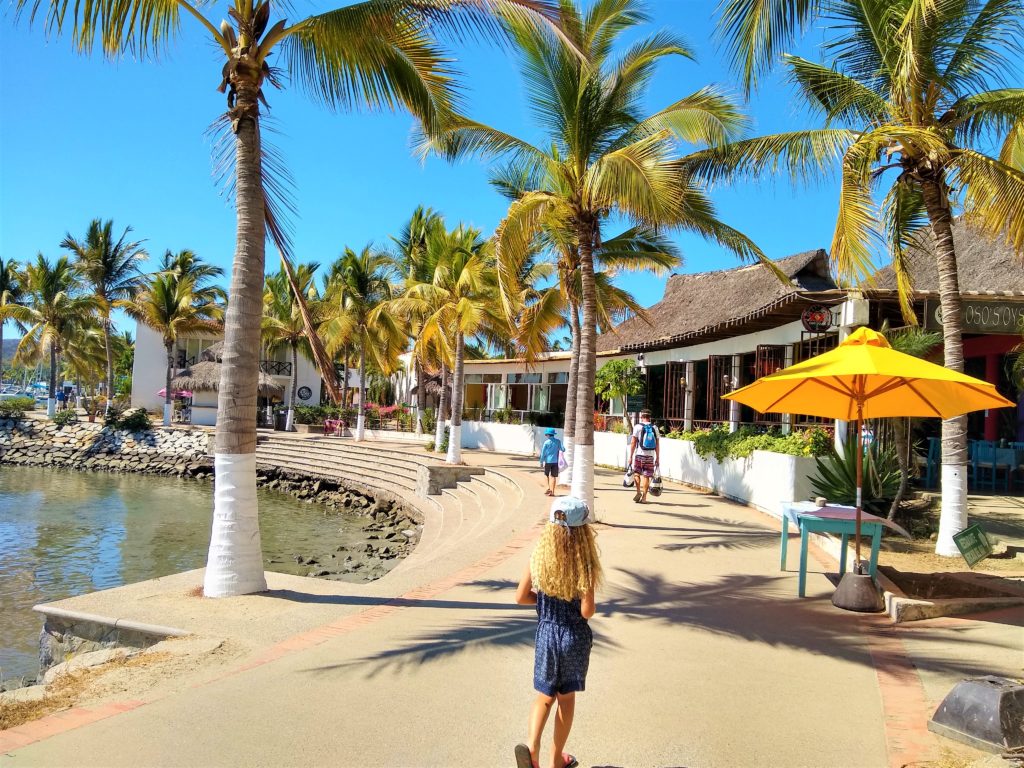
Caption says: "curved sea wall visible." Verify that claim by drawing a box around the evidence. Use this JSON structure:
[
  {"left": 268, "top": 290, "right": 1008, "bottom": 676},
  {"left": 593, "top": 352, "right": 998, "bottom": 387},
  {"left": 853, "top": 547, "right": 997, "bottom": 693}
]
[{"left": 0, "top": 418, "right": 211, "bottom": 476}]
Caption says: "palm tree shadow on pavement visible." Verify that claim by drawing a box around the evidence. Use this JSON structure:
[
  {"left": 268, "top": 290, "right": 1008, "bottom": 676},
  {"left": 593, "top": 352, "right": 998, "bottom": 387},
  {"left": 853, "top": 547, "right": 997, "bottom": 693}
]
[{"left": 300, "top": 571, "right": 1012, "bottom": 681}]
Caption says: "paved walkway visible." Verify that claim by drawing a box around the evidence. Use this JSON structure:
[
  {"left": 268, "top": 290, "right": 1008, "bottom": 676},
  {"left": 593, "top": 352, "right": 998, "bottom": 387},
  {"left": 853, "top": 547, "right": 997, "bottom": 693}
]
[{"left": 2, "top": 450, "right": 1022, "bottom": 768}]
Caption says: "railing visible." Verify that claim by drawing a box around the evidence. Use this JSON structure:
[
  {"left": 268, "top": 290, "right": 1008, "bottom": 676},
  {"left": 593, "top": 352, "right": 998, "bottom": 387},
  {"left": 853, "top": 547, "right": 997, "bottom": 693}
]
[{"left": 260, "top": 360, "right": 293, "bottom": 376}]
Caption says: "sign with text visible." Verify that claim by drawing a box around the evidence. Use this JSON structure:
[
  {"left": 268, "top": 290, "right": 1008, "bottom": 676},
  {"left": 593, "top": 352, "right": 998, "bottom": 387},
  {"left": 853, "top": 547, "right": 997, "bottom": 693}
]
[
  {"left": 952, "top": 524, "right": 994, "bottom": 568},
  {"left": 626, "top": 394, "right": 646, "bottom": 412},
  {"left": 925, "top": 298, "right": 1024, "bottom": 335}
]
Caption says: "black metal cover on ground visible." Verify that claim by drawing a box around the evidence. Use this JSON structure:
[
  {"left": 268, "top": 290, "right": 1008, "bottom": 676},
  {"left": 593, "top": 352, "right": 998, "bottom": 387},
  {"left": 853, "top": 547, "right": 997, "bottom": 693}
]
[
  {"left": 928, "top": 676, "right": 1024, "bottom": 753},
  {"left": 831, "top": 571, "right": 885, "bottom": 612}
]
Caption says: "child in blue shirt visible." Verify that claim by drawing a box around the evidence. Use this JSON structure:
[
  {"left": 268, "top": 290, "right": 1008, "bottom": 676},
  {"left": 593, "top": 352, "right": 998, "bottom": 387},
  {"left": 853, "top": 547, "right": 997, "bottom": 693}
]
[{"left": 539, "top": 428, "right": 564, "bottom": 497}]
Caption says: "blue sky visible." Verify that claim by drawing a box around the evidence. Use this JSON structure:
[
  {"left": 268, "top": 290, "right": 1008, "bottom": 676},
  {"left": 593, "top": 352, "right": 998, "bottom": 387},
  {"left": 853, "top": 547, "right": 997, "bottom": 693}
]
[{"left": 1, "top": 0, "right": 840, "bottom": 332}]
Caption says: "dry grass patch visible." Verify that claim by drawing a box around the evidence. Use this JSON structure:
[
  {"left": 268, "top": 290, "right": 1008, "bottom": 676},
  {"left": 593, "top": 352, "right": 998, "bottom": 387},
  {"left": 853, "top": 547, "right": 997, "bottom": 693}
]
[{"left": 0, "top": 652, "right": 171, "bottom": 731}]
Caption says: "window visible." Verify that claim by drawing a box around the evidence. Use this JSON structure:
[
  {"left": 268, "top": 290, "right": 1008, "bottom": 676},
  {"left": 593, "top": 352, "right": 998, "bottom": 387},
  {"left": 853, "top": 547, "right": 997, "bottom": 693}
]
[
  {"left": 547, "top": 372, "right": 569, "bottom": 384},
  {"left": 508, "top": 372, "right": 542, "bottom": 384},
  {"left": 466, "top": 373, "right": 502, "bottom": 384}
]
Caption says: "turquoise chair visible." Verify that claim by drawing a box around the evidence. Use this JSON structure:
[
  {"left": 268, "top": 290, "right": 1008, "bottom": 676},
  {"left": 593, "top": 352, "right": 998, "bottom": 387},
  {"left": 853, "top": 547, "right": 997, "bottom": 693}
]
[
  {"left": 924, "top": 436, "right": 941, "bottom": 489},
  {"left": 972, "top": 440, "right": 1012, "bottom": 491}
]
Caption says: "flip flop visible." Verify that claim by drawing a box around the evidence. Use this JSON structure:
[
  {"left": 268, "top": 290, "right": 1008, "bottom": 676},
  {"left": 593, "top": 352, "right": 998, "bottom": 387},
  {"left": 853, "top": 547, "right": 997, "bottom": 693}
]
[
  {"left": 560, "top": 754, "right": 579, "bottom": 768},
  {"left": 514, "top": 743, "right": 537, "bottom": 768},
  {"left": 632, "top": 491, "right": 642, "bottom": 502}
]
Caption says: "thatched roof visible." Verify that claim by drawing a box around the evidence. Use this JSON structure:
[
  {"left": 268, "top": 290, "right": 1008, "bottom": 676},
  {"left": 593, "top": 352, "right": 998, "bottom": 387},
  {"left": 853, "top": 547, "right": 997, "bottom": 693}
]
[
  {"left": 596, "top": 249, "right": 839, "bottom": 353},
  {"left": 172, "top": 360, "right": 284, "bottom": 396},
  {"left": 201, "top": 341, "right": 224, "bottom": 362},
  {"left": 871, "top": 223, "right": 1024, "bottom": 296}
]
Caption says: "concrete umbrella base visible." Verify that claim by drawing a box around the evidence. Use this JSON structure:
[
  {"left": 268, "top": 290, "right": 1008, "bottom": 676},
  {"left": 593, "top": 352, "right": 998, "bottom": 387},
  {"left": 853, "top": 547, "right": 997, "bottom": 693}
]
[{"left": 832, "top": 563, "right": 885, "bottom": 612}]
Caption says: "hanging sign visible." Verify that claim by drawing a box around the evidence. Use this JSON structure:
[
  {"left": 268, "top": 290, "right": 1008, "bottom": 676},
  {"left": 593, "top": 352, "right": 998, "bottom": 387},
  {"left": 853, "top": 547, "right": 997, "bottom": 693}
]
[{"left": 801, "top": 305, "right": 835, "bottom": 333}]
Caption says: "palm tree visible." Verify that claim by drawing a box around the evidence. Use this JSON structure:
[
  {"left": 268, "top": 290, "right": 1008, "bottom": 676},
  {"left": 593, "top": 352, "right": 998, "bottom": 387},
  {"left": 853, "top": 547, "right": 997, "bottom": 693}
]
[
  {"left": 0, "top": 257, "right": 30, "bottom": 377},
  {"left": 422, "top": 0, "right": 761, "bottom": 511},
  {"left": 15, "top": 0, "right": 573, "bottom": 598},
  {"left": 263, "top": 263, "right": 319, "bottom": 431},
  {"left": 15, "top": 255, "right": 100, "bottom": 417},
  {"left": 703, "top": 0, "right": 1024, "bottom": 555},
  {"left": 323, "top": 246, "right": 405, "bottom": 441},
  {"left": 397, "top": 223, "right": 500, "bottom": 462},
  {"left": 61, "top": 219, "right": 147, "bottom": 409},
  {"left": 160, "top": 249, "right": 226, "bottom": 298},
  {"left": 121, "top": 272, "right": 223, "bottom": 425},
  {"left": 391, "top": 206, "right": 445, "bottom": 434}
]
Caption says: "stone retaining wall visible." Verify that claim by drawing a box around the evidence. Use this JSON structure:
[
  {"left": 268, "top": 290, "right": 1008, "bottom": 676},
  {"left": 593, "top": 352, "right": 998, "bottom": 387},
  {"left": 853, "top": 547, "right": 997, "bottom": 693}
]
[{"left": 0, "top": 418, "right": 211, "bottom": 476}]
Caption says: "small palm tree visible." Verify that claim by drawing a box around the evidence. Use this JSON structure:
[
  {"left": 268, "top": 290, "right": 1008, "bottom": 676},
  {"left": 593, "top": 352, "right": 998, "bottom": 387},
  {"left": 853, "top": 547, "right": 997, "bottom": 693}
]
[
  {"left": 15, "top": 255, "right": 100, "bottom": 417},
  {"left": 61, "top": 219, "right": 147, "bottom": 410},
  {"left": 422, "top": 0, "right": 762, "bottom": 510},
  {"left": 391, "top": 206, "right": 445, "bottom": 434},
  {"left": 263, "top": 263, "right": 319, "bottom": 430},
  {"left": 323, "top": 246, "right": 405, "bottom": 440},
  {"left": 0, "top": 257, "right": 31, "bottom": 374},
  {"left": 121, "top": 273, "right": 223, "bottom": 425},
  {"left": 160, "top": 250, "right": 226, "bottom": 298},
  {"left": 703, "top": 0, "right": 1024, "bottom": 555},
  {"left": 398, "top": 223, "right": 500, "bottom": 462}
]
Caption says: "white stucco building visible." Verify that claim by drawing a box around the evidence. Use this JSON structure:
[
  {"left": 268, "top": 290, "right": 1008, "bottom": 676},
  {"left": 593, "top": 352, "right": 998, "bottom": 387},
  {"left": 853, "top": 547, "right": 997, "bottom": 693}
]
[{"left": 131, "top": 322, "right": 325, "bottom": 425}]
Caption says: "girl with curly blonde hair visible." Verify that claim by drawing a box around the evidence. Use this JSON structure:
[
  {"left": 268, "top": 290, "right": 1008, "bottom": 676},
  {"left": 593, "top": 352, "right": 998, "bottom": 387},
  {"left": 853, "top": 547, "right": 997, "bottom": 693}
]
[{"left": 514, "top": 497, "right": 603, "bottom": 768}]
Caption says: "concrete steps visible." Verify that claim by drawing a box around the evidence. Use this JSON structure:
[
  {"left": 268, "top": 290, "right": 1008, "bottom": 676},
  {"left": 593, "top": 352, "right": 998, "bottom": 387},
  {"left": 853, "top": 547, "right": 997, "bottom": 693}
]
[{"left": 253, "top": 435, "right": 527, "bottom": 573}]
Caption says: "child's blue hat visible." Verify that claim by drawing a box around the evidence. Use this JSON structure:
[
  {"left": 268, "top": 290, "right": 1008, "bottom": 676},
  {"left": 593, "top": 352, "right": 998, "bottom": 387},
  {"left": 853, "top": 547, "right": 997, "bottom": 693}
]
[
  {"left": 544, "top": 427, "right": 557, "bottom": 436},
  {"left": 550, "top": 496, "right": 589, "bottom": 527}
]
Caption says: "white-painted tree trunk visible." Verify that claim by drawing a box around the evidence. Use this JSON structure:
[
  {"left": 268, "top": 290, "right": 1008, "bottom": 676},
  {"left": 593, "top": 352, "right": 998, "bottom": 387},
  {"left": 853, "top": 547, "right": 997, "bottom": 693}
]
[
  {"left": 570, "top": 442, "right": 595, "bottom": 520},
  {"left": 446, "top": 333, "right": 464, "bottom": 464},
  {"left": 355, "top": 344, "right": 366, "bottom": 441},
  {"left": 163, "top": 403, "right": 173, "bottom": 427},
  {"left": 285, "top": 409, "right": 295, "bottom": 432},
  {"left": 46, "top": 399, "right": 55, "bottom": 418},
  {"left": 203, "top": 454, "right": 267, "bottom": 597},
  {"left": 935, "top": 464, "right": 968, "bottom": 556},
  {"left": 434, "top": 361, "right": 448, "bottom": 452},
  {"left": 446, "top": 424, "right": 462, "bottom": 464}
]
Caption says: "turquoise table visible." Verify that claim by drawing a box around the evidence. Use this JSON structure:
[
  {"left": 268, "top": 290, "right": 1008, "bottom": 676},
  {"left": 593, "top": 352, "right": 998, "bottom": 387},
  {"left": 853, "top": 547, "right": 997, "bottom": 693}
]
[{"left": 779, "top": 502, "right": 885, "bottom": 598}]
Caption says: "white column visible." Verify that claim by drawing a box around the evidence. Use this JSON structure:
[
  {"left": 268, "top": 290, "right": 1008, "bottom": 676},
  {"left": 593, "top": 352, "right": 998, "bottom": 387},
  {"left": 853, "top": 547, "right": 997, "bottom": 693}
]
[
  {"left": 683, "top": 361, "right": 695, "bottom": 432},
  {"left": 728, "top": 355, "right": 741, "bottom": 433}
]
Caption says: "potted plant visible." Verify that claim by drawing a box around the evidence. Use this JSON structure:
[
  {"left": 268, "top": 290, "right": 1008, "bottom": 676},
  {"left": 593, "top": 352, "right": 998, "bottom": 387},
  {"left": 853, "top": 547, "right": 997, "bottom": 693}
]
[{"left": 293, "top": 405, "right": 325, "bottom": 433}]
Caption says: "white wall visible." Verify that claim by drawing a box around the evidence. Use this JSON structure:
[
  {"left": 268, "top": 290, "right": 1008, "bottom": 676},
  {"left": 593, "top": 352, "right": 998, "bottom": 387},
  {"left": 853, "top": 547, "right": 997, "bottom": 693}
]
[
  {"left": 131, "top": 323, "right": 169, "bottom": 412},
  {"left": 593, "top": 430, "right": 815, "bottom": 518}
]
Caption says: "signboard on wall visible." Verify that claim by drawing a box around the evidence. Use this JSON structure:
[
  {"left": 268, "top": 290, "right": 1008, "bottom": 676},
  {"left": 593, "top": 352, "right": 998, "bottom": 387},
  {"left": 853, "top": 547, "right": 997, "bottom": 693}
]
[
  {"left": 626, "top": 394, "right": 646, "bottom": 412},
  {"left": 925, "top": 298, "right": 1024, "bottom": 335}
]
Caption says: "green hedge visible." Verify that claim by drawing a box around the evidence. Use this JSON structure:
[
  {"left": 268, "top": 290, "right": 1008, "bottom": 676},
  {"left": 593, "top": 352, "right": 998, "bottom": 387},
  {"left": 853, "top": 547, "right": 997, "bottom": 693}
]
[
  {"left": 0, "top": 396, "right": 35, "bottom": 419},
  {"left": 662, "top": 425, "right": 832, "bottom": 463}
]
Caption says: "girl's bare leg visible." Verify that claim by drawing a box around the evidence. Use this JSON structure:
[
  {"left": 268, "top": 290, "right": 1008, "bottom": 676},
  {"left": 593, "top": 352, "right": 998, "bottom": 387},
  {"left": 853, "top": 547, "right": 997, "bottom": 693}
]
[
  {"left": 529, "top": 693, "right": 555, "bottom": 763},
  {"left": 551, "top": 692, "right": 576, "bottom": 767}
]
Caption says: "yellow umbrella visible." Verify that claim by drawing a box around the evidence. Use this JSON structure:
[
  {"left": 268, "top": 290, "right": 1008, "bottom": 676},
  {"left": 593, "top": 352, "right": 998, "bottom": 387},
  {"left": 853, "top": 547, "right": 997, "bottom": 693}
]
[{"left": 724, "top": 327, "right": 1013, "bottom": 603}]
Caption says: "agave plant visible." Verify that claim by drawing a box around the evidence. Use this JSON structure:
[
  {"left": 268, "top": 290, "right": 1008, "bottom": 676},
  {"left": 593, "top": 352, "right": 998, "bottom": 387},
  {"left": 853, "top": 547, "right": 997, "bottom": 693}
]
[{"left": 810, "top": 432, "right": 901, "bottom": 517}]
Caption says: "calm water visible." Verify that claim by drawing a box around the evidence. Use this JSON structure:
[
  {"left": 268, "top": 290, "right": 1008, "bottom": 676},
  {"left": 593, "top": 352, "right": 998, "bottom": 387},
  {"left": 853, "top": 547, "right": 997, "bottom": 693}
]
[{"left": 0, "top": 465, "right": 373, "bottom": 682}]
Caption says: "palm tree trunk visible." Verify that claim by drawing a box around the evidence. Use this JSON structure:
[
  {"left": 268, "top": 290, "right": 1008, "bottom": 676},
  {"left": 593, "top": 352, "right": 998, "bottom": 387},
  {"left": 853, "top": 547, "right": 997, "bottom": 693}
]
[
  {"left": 435, "top": 360, "right": 448, "bottom": 452},
  {"left": 203, "top": 79, "right": 268, "bottom": 598},
  {"left": 356, "top": 341, "right": 367, "bottom": 440},
  {"left": 446, "top": 332, "right": 465, "bottom": 464},
  {"left": 889, "top": 417, "right": 911, "bottom": 521},
  {"left": 103, "top": 317, "right": 114, "bottom": 411},
  {"left": 415, "top": 351, "right": 426, "bottom": 435},
  {"left": 571, "top": 219, "right": 598, "bottom": 514},
  {"left": 164, "top": 340, "right": 174, "bottom": 426},
  {"left": 286, "top": 344, "right": 298, "bottom": 431},
  {"left": 561, "top": 303, "right": 580, "bottom": 487},
  {"left": 921, "top": 177, "right": 968, "bottom": 556},
  {"left": 47, "top": 341, "right": 57, "bottom": 418},
  {"left": 342, "top": 346, "right": 349, "bottom": 408}
]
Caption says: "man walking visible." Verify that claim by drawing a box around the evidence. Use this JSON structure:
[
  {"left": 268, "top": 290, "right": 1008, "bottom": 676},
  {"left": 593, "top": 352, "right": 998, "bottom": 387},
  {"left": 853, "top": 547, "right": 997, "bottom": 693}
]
[
  {"left": 539, "top": 427, "right": 564, "bottom": 497},
  {"left": 628, "top": 410, "right": 660, "bottom": 503}
]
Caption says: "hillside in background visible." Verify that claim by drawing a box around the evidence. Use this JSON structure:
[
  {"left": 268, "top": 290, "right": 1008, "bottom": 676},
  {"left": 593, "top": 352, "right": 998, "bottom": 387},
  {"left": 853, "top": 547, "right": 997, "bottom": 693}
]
[{"left": 2, "top": 338, "right": 19, "bottom": 365}]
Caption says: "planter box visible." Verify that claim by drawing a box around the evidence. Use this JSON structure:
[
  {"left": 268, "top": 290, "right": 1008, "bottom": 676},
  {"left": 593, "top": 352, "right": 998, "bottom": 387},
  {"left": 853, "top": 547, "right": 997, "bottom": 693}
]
[{"left": 294, "top": 424, "right": 323, "bottom": 434}]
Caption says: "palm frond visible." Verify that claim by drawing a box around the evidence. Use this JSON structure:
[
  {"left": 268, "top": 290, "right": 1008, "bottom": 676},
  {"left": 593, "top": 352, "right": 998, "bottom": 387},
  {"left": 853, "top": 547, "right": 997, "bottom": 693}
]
[
  {"left": 621, "top": 86, "right": 748, "bottom": 149},
  {"left": 880, "top": 180, "right": 927, "bottom": 323},
  {"left": 716, "top": 0, "right": 822, "bottom": 94},
  {"left": 830, "top": 149, "right": 882, "bottom": 289},
  {"left": 952, "top": 148, "right": 1024, "bottom": 252},
  {"left": 950, "top": 88, "right": 1024, "bottom": 146},
  {"left": 595, "top": 226, "right": 680, "bottom": 274},
  {"left": 784, "top": 55, "right": 891, "bottom": 125},
  {"left": 943, "top": 0, "right": 1024, "bottom": 92}
]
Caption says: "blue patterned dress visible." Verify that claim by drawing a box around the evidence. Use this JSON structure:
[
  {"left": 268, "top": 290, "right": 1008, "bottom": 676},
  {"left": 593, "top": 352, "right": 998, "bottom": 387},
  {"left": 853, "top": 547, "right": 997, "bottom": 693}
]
[{"left": 533, "top": 589, "right": 593, "bottom": 696}]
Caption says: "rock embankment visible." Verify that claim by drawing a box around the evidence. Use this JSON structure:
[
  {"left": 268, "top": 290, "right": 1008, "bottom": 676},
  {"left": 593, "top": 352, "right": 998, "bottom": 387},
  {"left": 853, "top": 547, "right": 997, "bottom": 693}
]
[
  {"left": 258, "top": 466, "right": 423, "bottom": 582},
  {"left": 0, "top": 418, "right": 211, "bottom": 476}
]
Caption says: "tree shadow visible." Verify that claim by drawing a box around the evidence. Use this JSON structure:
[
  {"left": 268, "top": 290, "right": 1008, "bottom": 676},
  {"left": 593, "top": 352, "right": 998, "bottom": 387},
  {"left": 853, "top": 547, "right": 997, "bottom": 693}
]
[{"left": 655, "top": 529, "right": 779, "bottom": 552}]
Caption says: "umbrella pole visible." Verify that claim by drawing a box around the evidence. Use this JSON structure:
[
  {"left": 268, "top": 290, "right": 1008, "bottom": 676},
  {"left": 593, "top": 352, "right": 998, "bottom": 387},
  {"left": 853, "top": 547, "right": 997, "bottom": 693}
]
[{"left": 855, "top": 411, "right": 863, "bottom": 568}]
